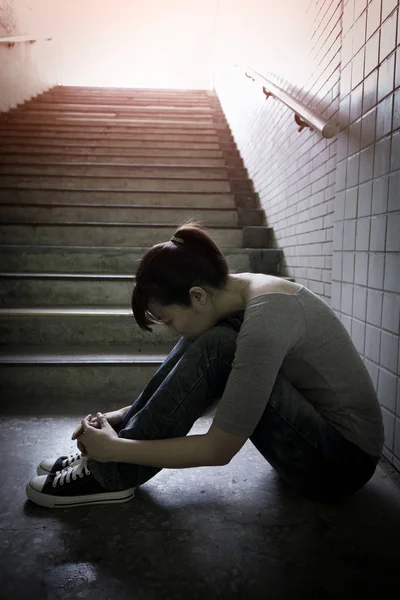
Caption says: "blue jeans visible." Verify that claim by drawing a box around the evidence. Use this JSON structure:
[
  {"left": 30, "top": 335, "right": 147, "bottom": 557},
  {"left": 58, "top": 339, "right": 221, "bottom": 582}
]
[{"left": 87, "top": 315, "right": 379, "bottom": 503}]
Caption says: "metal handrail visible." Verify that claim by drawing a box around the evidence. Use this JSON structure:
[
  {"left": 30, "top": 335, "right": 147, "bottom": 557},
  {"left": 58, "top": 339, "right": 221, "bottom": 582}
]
[
  {"left": 234, "top": 63, "right": 337, "bottom": 139},
  {"left": 0, "top": 35, "right": 52, "bottom": 48}
]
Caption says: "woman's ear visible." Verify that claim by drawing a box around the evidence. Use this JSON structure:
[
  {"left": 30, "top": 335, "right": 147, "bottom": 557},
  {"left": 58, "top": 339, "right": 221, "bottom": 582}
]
[{"left": 189, "top": 286, "right": 207, "bottom": 306}]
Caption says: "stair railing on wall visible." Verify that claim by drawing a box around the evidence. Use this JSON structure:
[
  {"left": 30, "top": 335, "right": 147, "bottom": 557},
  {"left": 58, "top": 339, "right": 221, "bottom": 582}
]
[
  {"left": 234, "top": 63, "right": 337, "bottom": 139},
  {"left": 0, "top": 35, "right": 52, "bottom": 48}
]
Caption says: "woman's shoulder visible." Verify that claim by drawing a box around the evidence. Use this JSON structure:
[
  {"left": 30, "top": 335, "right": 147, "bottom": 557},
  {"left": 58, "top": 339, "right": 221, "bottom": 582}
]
[
  {"left": 237, "top": 274, "right": 306, "bottom": 343},
  {"left": 243, "top": 274, "right": 303, "bottom": 303}
]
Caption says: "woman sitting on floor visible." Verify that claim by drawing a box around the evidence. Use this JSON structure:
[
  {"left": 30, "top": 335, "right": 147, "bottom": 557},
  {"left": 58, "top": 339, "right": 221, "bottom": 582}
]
[{"left": 26, "top": 221, "right": 384, "bottom": 508}]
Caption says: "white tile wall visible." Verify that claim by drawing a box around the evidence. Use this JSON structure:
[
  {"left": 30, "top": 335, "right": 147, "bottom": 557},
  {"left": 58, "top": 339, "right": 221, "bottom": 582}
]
[
  {"left": 214, "top": 0, "right": 400, "bottom": 469},
  {"left": 334, "top": 0, "right": 400, "bottom": 466},
  {"left": 215, "top": 0, "right": 340, "bottom": 305}
]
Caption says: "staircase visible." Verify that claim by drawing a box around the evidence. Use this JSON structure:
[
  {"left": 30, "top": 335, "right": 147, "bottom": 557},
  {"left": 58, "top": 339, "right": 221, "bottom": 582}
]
[{"left": 0, "top": 86, "right": 286, "bottom": 415}]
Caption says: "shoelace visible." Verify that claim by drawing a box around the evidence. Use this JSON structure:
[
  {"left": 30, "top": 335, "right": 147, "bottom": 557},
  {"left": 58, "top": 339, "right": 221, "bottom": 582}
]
[
  {"left": 61, "top": 452, "right": 81, "bottom": 469},
  {"left": 52, "top": 457, "right": 90, "bottom": 488}
]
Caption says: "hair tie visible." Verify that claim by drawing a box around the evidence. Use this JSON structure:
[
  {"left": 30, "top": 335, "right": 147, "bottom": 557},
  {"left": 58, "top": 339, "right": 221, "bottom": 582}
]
[{"left": 171, "top": 235, "right": 184, "bottom": 245}]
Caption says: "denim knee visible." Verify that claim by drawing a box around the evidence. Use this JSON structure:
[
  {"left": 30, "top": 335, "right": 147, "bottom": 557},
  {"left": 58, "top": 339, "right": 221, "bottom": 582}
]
[{"left": 191, "top": 322, "right": 239, "bottom": 363}]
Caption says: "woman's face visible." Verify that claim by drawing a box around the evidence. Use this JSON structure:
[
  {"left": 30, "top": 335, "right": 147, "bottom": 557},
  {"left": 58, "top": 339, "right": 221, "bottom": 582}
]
[{"left": 148, "top": 290, "right": 218, "bottom": 340}]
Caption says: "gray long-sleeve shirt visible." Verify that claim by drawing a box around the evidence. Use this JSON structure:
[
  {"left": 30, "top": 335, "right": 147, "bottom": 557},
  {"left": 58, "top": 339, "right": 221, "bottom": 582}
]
[{"left": 213, "top": 285, "right": 384, "bottom": 458}]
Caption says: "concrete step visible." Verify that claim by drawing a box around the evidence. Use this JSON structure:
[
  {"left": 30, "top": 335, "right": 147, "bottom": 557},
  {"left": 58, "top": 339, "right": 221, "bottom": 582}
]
[
  {"left": 0, "top": 273, "right": 137, "bottom": 307},
  {"left": 0, "top": 204, "right": 263, "bottom": 226},
  {"left": 34, "top": 92, "right": 211, "bottom": 100},
  {"left": 14, "top": 105, "right": 214, "bottom": 114},
  {"left": 0, "top": 308, "right": 177, "bottom": 346},
  {"left": 0, "top": 266, "right": 286, "bottom": 308},
  {"left": 0, "top": 189, "right": 237, "bottom": 208},
  {"left": 3, "top": 105, "right": 215, "bottom": 115},
  {"left": 0, "top": 204, "right": 259, "bottom": 227},
  {"left": 45, "top": 85, "right": 210, "bottom": 94},
  {"left": 1, "top": 266, "right": 287, "bottom": 306},
  {"left": 0, "top": 121, "right": 217, "bottom": 133},
  {"left": 0, "top": 136, "right": 221, "bottom": 150},
  {"left": 0, "top": 153, "right": 226, "bottom": 166},
  {"left": 26, "top": 99, "right": 212, "bottom": 109},
  {"left": 0, "top": 130, "right": 220, "bottom": 142},
  {"left": 0, "top": 145, "right": 224, "bottom": 158},
  {"left": 0, "top": 347, "right": 163, "bottom": 407},
  {"left": 34, "top": 88, "right": 210, "bottom": 95},
  {"left": 44, "top": 87, "right": 210, "bottom": 97},
  {"left": 22, "top": 102, "right": 214, "bottom": 112},
  {"left": 18, "top": 98, "right": 213, "bottom": 113},
  {"left": 30, "top": 89, "right": 211, "bottom": 97},
  {"left": 28, "top": 103, "right": 213, "bottom": 113},
  {"left": 0, "top": 223, "right": 250, "bottom": 247},
  {"left": 0, "top": 175, "right": 233, "bottom": 193},
  {"left": 37, "top": 89, "right": 212, "bottom": 97},
  {"left": 0, "top": 174, "right": 233, "bottom": 194},
  {"left": 30, "top": 98, "right": 212, "bottom": 107},
  {"left": 0, "top": 345, "right": 170, "bottom": 365},
  {"left": 6, "top": 112, "right": 215, "bottom": 122},
  {"left": 35, "top": 99, "right": 212, "bottom": 109},
  {"left": 0, "top": 245, "right": 282, "bottom": 274},
  {"left": 0, "top": 273, "right": 135, "bottom": 306},
  {"left": 0, "top": 164, "right": 246, "bottom": 180}
]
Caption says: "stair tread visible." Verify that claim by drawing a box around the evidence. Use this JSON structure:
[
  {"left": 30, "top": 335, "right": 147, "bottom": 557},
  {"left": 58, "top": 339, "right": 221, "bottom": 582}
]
[
  {"left": 0, "top": 152, "right": 225, "bottom": 158},
  {"left": 0, "top": 144, "right": 223, "bottom": 152},
  {"left": 0, "top": 221, "right": 244, "bottom": 229},
  {"left": 0, "top": 244, "right": 277, "bottom": 253},
  {"left": 0, "top": 202, "right": 238, "bottom": 211},
  {"left": 0, "top": 189, "right": 235, "bottom": 195},
  {"left": 0, "top": 175, "right": 231, "bottom": 181},
  {"left": 1, "top": 121, "right": 216, "bottom": 127},
  {"left": 0, "top": 272, "right": 290, "bottom": 281},
  {"left": 23, "top": 104, "right": 212, "bottom": 109},
  {"left": 0, "top": 345, "right": 171, "bottom": 364},
  {"left": 0, "top": 272, "right": 136, "bottom": 279},
  {"left": 0, "top": 162, "right": 227, "bottom": 169},
  {"left": 0, "top": 307, "right": 135, "bottom": 316}
]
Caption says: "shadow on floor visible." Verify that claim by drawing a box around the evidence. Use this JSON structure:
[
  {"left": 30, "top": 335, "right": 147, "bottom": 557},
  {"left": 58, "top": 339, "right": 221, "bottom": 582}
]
[{"left": 1, "top": 415, "right": 400, "bottom": 600}]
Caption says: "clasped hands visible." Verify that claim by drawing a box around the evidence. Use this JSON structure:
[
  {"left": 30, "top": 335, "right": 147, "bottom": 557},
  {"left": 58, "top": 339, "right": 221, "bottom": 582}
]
[{"left": 72, "top": 412, "right": 119, "bottom": 463}]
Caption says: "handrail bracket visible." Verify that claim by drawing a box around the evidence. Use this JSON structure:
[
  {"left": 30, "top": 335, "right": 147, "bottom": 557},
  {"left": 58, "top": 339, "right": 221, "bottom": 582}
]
[
  {"left": 262, "top": 87, "right": 273, "bottom": 100},
  {"left": 294, "top": 114, "right": 312, "bottom": 133}
]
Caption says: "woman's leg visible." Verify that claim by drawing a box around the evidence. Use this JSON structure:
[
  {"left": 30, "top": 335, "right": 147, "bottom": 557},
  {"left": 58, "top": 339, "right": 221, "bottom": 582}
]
[
  {"left": 87, "top": 320, "right": 241, "bottom": 491},
  {"left": 117, "top": 309, "right": 244, "bottom": 431},
  {"left": 117, "top": 335, "right": 194, "bottom": 431},
  {"left": 250, "top": 373, "right": 379, "bottom": 503}
]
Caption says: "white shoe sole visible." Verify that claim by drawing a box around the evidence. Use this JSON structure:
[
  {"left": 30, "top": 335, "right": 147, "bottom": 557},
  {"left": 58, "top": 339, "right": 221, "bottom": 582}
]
[{"left": 25, "top": 481, "right": 135, "bottom": 508}]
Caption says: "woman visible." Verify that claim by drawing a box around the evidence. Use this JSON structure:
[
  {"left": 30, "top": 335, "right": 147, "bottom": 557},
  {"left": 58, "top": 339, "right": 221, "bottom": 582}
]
[{"left": 26, "top": 222, "right": 384, "bottom": 508}]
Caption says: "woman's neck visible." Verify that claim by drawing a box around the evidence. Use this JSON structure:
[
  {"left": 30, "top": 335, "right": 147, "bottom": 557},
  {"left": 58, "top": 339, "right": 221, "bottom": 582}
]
[{"left": 211, "top": 274, "right": 251, "bottom": 319}]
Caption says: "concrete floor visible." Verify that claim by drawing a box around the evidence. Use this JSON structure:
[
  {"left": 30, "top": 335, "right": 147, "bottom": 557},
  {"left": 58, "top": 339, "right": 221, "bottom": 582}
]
[{"left": 1, "top": 413, "right": 400, "bottom": 600}]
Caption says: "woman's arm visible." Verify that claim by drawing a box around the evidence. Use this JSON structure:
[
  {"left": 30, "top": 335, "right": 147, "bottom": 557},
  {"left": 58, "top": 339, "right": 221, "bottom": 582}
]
[
  {"left": 109, "top": 422, "right": 248, "bottom": 468},
  {"left": 111, "top": 433, "right": 225, "bottom": 468}
]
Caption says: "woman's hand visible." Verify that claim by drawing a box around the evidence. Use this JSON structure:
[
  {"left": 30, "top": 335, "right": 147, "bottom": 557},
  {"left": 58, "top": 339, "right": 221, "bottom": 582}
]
[
  {"left": 71, "top": 413, "right": 95, "bottom": 456},
  {"left": 76, "top": 413, "right": 119, "bottom": 462},
  {"left": 71, "top": 409, "right": 124, "bottom": 455}
]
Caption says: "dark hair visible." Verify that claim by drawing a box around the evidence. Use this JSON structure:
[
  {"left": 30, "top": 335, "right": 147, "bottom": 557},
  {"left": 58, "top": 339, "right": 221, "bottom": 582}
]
[{"left": 132, "top": 220, "right": 230, "bottom": 332}]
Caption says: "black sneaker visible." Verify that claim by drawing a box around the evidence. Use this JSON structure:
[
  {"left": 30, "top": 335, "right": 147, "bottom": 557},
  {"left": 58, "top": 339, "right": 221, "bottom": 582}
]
[
  {"left": 37, "top": 451, "right": 82, "bottom": 476},
  {"left": 26, "top": 457, "right": 135, "bottom": 508}
]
